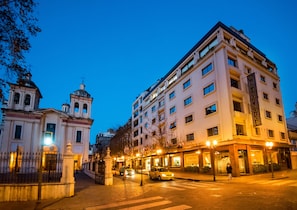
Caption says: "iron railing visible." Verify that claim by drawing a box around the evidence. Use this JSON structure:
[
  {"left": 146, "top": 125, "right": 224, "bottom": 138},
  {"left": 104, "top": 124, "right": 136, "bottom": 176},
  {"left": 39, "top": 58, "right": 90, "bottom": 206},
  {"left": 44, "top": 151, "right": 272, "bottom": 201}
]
[{"left": 0, "top": 152, "right": 63, "bottom": 184}]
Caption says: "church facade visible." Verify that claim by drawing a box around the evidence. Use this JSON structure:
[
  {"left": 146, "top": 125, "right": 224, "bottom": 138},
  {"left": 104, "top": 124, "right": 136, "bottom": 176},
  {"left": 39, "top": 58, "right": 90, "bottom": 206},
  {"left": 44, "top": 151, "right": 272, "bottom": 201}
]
[{"left": 0, "top": 73, "right": 93, "bottom": 170}]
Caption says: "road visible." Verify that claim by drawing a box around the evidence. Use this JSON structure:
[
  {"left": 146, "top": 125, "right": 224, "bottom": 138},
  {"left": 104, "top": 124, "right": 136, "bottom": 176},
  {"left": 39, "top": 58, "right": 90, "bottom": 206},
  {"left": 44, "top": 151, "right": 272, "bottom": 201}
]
[{"left": 84, "top": 173, "right": 297, "bottom": 210}]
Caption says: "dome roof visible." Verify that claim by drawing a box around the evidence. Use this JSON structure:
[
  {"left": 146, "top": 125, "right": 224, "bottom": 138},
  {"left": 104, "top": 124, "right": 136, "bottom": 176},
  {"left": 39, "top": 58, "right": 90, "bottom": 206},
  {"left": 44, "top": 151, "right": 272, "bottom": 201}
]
[{"left": 72, "top": 83, "right": 91, "bottom": 98}]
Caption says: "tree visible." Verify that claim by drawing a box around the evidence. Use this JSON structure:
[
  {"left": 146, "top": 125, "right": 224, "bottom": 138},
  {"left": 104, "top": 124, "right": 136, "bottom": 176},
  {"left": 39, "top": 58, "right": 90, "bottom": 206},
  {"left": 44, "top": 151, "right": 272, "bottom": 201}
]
[{"left": 0, "top": 0, "right": 41, "bottom": 99}]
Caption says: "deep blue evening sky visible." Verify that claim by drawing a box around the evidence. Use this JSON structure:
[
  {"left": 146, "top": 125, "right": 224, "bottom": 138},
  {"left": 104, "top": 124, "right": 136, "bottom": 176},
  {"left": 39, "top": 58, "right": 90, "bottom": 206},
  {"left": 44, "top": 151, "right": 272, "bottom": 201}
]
[{"left": 25, "top": 0, "right": 297, "bottom": 144}]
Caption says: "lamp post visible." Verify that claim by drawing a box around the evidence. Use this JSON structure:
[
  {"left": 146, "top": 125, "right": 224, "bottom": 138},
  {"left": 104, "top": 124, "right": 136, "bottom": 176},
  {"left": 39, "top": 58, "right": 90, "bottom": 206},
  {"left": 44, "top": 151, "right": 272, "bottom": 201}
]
[
  {"left": 37, "top": 131, "right": 53, "bottom": 202},
  {"left": 206, "top": 140, "right": 217, "bottom": 182},
  {"left": 266, "top": 141, "right": 274, "bottom": 178}
]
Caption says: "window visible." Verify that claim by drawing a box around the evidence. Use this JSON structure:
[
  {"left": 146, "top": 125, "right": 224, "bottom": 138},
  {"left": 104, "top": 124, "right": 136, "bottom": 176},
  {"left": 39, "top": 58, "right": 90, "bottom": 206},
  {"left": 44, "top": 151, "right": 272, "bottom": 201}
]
[
  {"left": 134, "top": 130, "right": 139, "bottom": 137},
  {"left": 151, "top": 106, "right": 156, "bottom": 112},
  {"left": 181, "top": 58, "right": 194, "bottom": 74},
  {"left": 168, "top": 74, "right": 177, "bottom": 86},
  {"left": 185, "top": 115, "right": 193, "bottom": 123},
  {"left": 170, "top": 106, "right": 176, "bottom": 114},
  {"left": 268, "top": 130, "right": 274, "bottom": 138},
  {"left": 83, "top": 104, "right": 88, "bottom": 113},
  {"left": 152, "top": 131, "right": 156, "bottom": 136},
  {"left": 46, "top": 123, "right": 56, "bottom": 142},
  {"left": 171, "top": 138, "right": 177, "bottom": 145},
  {"left": 184, "top": 96, "right": 192, "bottom": 106},
  {"left": 233, "top": 101, "right": 242, "bottom": 112},
  {"left": 144, "top": 123, "right": 148, "bottom": 128},
  {"left": 260, "top": 75, "right": 266, "bottom": 83},
  {"left": 278, "top": 115, "right": 283, "bottom": 122},
  {"left": 144, "top": 112, "right": 148, "bottom": 117},
  {"left": 228, "top": 57, "right": 237, "bottom": 67},
  {"left": 263, "top": 92, "right": 269, "bottom": 100},
  {"left": 133, "top": 140, "right": 139, "bottom": 147},
  {"left": 205, "top": 104, "right": 217, "bottom": 115},
  {"left": 169, "top": 91, "right": 175, "bottom": 100},
  {"left": 202, "top": 63, "right": 213, "bottom": 76},
  {"left": 199, "top": 37, "right": 218, "bottom": 58},
  {"left": 133, "top": 110, "right": 139, "bottom": 118},
  {"left": 265, "top": 111, "right": 272, "bottom": 119},
  {"left": 159, "top": 113, "right": 165, "bottom": 121},
  {"left": 236, "top": 124, "right": 245, "bottom": 135},
  {"left": 133, "top": 101, "right": 139, "bottom": 110},
  {"left": 230, "top": 78, "right": 240, "bottom": 89},
  {"left": 169, "top": 121, "right": 176, "bottom": 129},
  {"left": 186, "top": 133, "right": 194, "bottom": 141},
  {"left": 14, "top": 125, "right": 22, "bottom": 139},
  {"left": 133, "top": 119, "right": 139, "bottom": 127},
  {"left": 74, "top": 102, "right": 79, "bottom": 112},
  {"left": 203, "top": 83, "right": 215, "bottom": 95},
  {"left": 280, "top": 132, "right": 285, "bottom": 139},
  {"left": 207, "top": 126, "right": 218, "bottom": 136},
  {"left": 255, "top": 127, "right": 260, "bottom": 135},
  {"left": 273, "top": 82, "right": 277, "bottom": 89},
  {"left": 275, "top": 98, "right": 280, "bottom": 105},
  {"left": 159, "top": 99, "right": 165, "bottom": 108},
  {"left": 14, "top": 93, "right": 20, "bottom": 104},
  {"left": 24, "top": 94, "right": 31, "bottom": 105},
  {"left": 152, "top": 118, "right": 156, "bottom": 124},
  {"left": 183, "top": 79, "right": 191, "bottom": 89},
  {"left": 76, "top": 131, "right": 82, "bottom": 143}
]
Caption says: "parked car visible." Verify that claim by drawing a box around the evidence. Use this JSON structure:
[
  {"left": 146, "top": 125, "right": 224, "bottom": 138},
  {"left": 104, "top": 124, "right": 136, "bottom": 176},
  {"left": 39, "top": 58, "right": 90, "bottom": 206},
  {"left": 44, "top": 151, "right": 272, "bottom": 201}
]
[{"left": 149, "top": 167, "right": 174, "bottom": 180}]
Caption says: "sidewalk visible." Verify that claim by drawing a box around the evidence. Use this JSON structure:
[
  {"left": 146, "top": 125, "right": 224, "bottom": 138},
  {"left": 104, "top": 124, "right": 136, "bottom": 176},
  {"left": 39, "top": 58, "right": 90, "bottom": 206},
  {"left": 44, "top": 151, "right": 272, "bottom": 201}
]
[{"left": 0, "top": 169, "right": 296, "bottom": 210}]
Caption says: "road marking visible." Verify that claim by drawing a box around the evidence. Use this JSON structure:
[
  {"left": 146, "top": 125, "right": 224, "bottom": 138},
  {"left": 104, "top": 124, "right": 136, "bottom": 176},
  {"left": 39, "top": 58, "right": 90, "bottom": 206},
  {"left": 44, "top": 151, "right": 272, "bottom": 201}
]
[
  {"left": 161, "top": 185, "right": 185, "bottom": 190},
  {"left": 120, "top": 200, "right": 172, "bottom": 210},
  {"left": 161, "top": 204, "right": 192, "bottom": 210},
  {"left": 85, "top": 196, "right": 163, "bottom": 210},
  {"left": 271, "top": 180, "right": 296, "bottom": 186}
]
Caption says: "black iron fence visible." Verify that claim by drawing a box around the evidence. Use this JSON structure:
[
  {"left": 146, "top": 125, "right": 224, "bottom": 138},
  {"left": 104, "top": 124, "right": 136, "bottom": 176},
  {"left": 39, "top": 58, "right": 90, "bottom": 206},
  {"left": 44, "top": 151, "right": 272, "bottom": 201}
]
[{"left": 0, "top": 152, "right": 63, "bottom": 184}]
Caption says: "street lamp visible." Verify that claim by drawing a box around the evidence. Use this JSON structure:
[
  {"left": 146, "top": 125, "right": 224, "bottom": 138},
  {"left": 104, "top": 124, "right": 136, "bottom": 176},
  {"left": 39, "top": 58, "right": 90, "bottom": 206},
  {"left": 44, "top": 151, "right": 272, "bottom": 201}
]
[
  {"left": 37, "top": 131, "right": 53, "bottom": 202},
  {"left": 266, "top": 141, "right": 274, "bottom": 178},
  {"left": 206, "top": 140, "right": 217, "bottom": 182}
]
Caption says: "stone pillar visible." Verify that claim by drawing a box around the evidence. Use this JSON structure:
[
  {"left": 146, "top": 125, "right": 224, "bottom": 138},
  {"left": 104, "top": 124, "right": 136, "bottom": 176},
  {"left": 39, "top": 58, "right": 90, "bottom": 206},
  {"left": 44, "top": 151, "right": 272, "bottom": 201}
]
[
  {"left": 104, "top": 147, "right": 113, "bottom": 185},
  {"left": 60, "top": 142, "right": 75, "bottom": 197}
]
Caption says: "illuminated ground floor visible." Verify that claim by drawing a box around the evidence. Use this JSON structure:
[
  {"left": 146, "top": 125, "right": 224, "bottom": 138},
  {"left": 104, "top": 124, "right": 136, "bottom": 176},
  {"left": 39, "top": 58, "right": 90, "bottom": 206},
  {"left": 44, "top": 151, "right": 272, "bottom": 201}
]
[{"left": 131, "top": 142, "right": 292, "bottom": 177}]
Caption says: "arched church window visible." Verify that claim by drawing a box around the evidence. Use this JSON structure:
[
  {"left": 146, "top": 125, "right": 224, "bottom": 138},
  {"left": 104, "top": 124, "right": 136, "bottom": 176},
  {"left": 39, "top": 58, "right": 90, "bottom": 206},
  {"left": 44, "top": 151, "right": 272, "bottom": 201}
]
[
  {"left": 24, "top": 94, "right": 31, "bottom": 106},
  {"left": 14, "top": 93, "right": 20, "bottom": 104},
  {"left": 74, "top": 102, "right": 79, "bottom": 112},
  {"left": 83, "top": 104, "right": 88, "bottom": 113}
]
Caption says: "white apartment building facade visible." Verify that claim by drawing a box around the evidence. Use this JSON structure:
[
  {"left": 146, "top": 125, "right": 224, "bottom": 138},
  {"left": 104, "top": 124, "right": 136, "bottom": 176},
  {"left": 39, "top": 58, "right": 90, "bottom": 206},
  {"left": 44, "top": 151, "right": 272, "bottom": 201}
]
[
  {"left": 0, "top": 73, "right": 93, "bottom": 170},
  {"left": 131, "top": 22, "right": 291, "bottom": 176}
]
